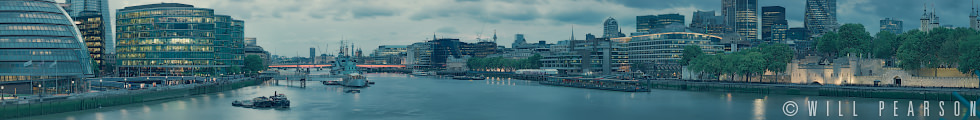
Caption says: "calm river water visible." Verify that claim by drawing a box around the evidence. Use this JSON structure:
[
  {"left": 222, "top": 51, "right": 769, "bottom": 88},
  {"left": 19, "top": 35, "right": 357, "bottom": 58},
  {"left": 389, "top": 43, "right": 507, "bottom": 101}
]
[{"left": 14, "top": 73, "right": 971, "bottom": 120}]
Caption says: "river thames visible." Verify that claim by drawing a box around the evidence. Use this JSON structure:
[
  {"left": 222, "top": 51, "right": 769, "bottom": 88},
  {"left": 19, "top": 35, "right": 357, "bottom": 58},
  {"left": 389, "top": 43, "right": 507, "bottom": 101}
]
[{"left": 13, "top": 73, "right": 970, "bottom": 120}]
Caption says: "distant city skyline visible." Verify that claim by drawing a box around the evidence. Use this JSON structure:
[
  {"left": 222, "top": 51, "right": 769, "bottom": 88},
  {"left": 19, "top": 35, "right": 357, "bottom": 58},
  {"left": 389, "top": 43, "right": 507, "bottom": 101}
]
[{"left": 96, "top": 0, "right": 979, "bottom": 57}]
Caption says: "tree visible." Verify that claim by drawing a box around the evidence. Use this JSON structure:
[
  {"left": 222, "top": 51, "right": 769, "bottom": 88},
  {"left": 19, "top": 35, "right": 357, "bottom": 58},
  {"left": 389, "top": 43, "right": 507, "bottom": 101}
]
[
  {"left": 681, "top": 45, "right": 704, "bottom": 66},
  {"left": 958, "top": 36, "right": 980, "bottom": 74},
  {"left": 816, "top": 24, "right": 873, "bottom": 58},
  {"left": 896, "top": 30, "right": 925, "bottom": 70},
  {"left": 244, "top": 55, "right": 267, "bottom": 74},
  {"left": 817, "top": 32, "right": 840, "bottom": 57},
  {"left": 872, "top": 31, "right": 898, "bottom": 59},
  {"left": 755, "top": 44, "right": 794, "bottom": 74},
  {"left": 837, "top": 24, "right": 873, "bottom": 56}
]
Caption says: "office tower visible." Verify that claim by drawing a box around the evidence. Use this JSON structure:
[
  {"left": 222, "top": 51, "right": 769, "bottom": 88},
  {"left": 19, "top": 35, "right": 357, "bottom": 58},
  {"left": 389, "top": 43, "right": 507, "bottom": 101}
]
[
  {"left": 805, "top": 0, "right": 838, "bottom": 36},
  {"left": 762, "top": 6, "right": 787, "bottom": 42},
  {"left": 723, "top": 0, "right": 759, "bottom": 39}
]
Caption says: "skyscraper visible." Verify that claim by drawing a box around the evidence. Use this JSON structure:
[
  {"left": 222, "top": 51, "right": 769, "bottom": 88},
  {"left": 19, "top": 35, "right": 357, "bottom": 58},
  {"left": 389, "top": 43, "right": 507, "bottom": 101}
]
[
  {"left": 690, "top": 10, "right": 726, "bottom": 35},
  {"left": 723, "top": 0, "right": 759, "bottom": 39},
  {"left": 805, "top": 0, "right": 838, "bottom": 37},
  {"left": 636, "top": 14, "right": 684, "bottom": 33},
  {"left": 74, "top": 11, "right": 107, "bottom": 76},
  {"left": 2, "top": 0, "right": 95, "bottom": 94},
  {"left": 310, "top": 47, "right": 316, "bottom": 64},
  {"left": 762, "top": 6, "right": 787, "bottom": 42},
  {"left": 66, "top": 0, "right": 112, "bottom": 53},
  {"left": 880, "top": 18, "right": 903, "bottom": 34},
  {"left": 602, "top": 17, "right": 624, "bottom": 38}
]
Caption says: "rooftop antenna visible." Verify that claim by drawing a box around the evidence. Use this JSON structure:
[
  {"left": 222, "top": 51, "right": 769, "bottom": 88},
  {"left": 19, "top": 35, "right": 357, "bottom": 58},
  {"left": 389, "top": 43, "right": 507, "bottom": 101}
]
[{"left": 492, "top": 29, "right": 498, "bottom": 43}]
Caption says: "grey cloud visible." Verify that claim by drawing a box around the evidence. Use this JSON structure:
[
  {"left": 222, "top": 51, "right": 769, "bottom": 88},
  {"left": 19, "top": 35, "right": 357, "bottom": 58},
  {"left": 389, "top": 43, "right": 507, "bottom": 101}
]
[
  {"left": 437, "top": 27, "right": 460, "bottom": 34},
  {"left": 544, "top": 8, "right": 609, "bottom": 25},
  {"left": 604, "top": 0, "right": 718, "bottom": 10},
  {"left": 351, "top": 7, "right": 398, "bottom": 19}
]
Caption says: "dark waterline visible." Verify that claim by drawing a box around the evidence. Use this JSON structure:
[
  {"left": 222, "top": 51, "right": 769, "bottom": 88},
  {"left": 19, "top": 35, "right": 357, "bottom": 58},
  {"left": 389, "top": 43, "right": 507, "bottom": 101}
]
[{"left": 14, "top": 73, "right": 967, "bottom": 120}]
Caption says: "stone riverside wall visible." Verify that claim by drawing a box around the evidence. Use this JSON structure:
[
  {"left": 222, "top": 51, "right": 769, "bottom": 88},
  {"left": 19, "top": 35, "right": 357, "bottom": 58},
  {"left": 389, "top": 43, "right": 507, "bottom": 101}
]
[
  {"left": 0, "top": 78, "right": 265, "bottom": 118},
  {"left": 644, "top": 80, "right": 980, "bottom": 101}
]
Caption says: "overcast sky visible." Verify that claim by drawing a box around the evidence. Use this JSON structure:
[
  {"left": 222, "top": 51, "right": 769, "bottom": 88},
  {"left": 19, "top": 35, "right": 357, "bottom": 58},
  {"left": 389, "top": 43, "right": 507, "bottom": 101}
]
[{"left": 101, "top": 0, "right": 973, "bottom": 57}]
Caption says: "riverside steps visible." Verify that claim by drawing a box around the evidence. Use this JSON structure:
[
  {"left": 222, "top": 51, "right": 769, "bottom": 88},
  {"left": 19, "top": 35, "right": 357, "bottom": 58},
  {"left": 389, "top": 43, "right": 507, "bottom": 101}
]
[{"left": 0, "top": 76, "right": 270, "bottom": 118}]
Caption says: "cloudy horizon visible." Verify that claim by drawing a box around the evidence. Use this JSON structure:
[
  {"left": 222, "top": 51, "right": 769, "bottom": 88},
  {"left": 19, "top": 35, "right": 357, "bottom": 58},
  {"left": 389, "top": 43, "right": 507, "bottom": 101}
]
[{"left": 98, "top": 0, "right": 976, "bottom": 57}]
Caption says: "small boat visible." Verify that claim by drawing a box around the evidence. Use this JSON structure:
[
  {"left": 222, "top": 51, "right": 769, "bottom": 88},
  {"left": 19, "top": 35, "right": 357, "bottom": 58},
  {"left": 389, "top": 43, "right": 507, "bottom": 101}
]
[
  {"left": 322, "top": 81, "right": 340, "bottom": 85},
  {"left": 469, "top": 76, "right": 486, "bottom": 80},
  {"left": 232, "top": 100, "right": 243, "bottom": 106},
  {"left": 270, "top": 94, "right": 290, "bottom": 108},
  {"left": 241, "top": 100, "right": 254, "bottom": 108}
]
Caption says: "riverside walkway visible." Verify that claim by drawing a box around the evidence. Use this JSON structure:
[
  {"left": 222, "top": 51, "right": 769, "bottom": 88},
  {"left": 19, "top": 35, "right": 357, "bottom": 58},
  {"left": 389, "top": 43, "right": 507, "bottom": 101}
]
[{"left": 0, "top": 76, "right": 269, "bottom": 118}]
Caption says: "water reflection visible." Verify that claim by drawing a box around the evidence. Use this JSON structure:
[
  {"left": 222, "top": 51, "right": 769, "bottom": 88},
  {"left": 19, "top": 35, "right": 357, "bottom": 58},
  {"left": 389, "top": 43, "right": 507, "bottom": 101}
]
[
  {"left": 753, "top": 99, "right": 765, "bottom": 120},
  {"left": 14, "top": 73, "right": 961, "bottom": 120}
]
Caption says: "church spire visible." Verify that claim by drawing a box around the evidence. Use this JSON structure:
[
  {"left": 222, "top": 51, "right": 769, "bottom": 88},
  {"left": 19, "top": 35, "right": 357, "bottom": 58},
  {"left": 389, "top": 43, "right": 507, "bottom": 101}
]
[{"left": 570, "top": 25, "right": 575, "bottom": 40}]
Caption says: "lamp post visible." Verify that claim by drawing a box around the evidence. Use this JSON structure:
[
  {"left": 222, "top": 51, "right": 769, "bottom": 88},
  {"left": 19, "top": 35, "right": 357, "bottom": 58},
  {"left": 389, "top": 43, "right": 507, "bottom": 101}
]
[
  {"left": 38, "top": 84, "right": 42, "bottom": 102},
  {"left": 70, "top": 80, "right": 74, "bottom": 94},
  {"left": 2, "top": 86, "right": 5, "bottom": 105}
]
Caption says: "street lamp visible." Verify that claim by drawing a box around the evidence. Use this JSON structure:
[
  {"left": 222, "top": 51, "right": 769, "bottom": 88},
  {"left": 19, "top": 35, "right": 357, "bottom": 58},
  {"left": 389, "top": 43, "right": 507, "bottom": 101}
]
[
  {"left": 2, "top": 86, "right": 5, "bottom": 105},
  {"left": 70, "top": 80, "right": 74, "bottom": 94},
  {"left": 38, "top": 84, "right": 42, "bottom": 102}
]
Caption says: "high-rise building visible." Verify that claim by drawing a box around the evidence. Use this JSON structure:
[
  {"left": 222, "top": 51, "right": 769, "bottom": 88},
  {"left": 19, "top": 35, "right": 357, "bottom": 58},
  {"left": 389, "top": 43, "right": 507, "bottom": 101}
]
[
  {"left": 880, "top": 18, "right": 903, "bottom": 34},
  {"left": 690, "top": 10, "right": 726, "bottom": 35},
  {"left": 602, "top": 17, "right": 625, "bottom": 38},
  {"left": 116, "top": 3, "right": 244, "bottom": 77},
  {"left": 723, "top": 0, "right": 759, "bottom": 39},
  {"left": 636, "top": 14, "right": 684, "bottom": 33},
  {"left": 310, "top": 47, "right": 316, "bottom": 63},
  {"left": 214, "top": 15, "right": 245, "bottom": 72},
  {"left": 66, "top": 0, "right": 112, "bottom": 53},
  {"left": 73, "top": 11, "right": 107, "bottom": 76},
  {"left": 762, "top": 6, "right": 787, "bottom": 42},
  {"left": 805, "top": 0, "right": 838, "bottom": 36},
  {"left": 1, "top": 0, "right": 95, "bottom": 94}
]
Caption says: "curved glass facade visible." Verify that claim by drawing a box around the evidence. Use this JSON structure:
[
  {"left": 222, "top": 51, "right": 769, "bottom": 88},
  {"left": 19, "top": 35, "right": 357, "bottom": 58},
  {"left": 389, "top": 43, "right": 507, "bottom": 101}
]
[
  {"left": 628, "top": 32, "right": 724, "bottom": 78},
  {"left": 115, "top": 3, "right": 218, "bottom": 77},
  {"left": 1, "top": 0, "right": 94, "bottom": 94}
]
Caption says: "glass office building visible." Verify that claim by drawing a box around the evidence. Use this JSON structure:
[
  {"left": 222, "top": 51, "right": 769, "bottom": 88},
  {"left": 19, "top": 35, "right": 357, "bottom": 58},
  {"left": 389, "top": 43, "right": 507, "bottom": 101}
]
[
  {"left": 115, "top": 3, "right": 219, "bottom": 77},
  {"left": 628, "top": 32, "right": 724, "bottom": 79},
  {"left": 74, "top": 11, "right": 107, "bottom": 76},
  {"left": 0, "top": 0, "right": 95, "bottom": 95},
  {"left": 213, "top": 15, "right": 245, "bottom": 73}
]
